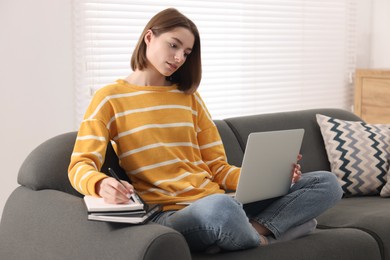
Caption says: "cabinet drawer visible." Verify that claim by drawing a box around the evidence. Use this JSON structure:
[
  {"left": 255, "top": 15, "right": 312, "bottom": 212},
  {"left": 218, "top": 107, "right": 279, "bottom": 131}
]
[{"left": 354, "top": 69, "right": 390, "bottom": 124}]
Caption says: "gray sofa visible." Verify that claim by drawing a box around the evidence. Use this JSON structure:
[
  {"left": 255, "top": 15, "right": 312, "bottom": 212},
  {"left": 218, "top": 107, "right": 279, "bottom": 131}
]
[{"left": 1, "top": 108, "right": 389, "bottom": 260}]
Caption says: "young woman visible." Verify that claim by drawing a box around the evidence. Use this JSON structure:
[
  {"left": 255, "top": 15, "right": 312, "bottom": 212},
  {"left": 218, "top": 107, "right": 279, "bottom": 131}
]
[{"left": 68, "top": 8, "right": 343, "bottom": 253}]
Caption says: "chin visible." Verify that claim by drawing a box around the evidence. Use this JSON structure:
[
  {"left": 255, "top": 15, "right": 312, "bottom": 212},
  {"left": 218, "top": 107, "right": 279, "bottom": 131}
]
[{"left": 161, "top": 70, "right": 174, "bottom": 77}]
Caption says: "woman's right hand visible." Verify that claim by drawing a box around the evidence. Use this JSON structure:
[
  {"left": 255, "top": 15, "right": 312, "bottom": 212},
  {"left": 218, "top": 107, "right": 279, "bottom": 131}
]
[{"left": 95, "top": 177, "right": 134, "bottom": 204}]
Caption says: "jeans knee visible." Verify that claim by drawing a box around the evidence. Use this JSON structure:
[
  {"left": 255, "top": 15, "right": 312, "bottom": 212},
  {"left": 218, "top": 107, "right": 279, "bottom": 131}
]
[
  {"left": 159, "top": 194, "right": 260, "bottom": 251},
  {"left": 315, "top": 171, "right": 343, "bottom": 202},
  {"left": 189, "top": 194, "right": 244, "bottom": 226}
]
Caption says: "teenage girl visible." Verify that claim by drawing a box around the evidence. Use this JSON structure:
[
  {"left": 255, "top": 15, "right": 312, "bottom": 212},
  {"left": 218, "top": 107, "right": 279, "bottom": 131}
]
[{"left": 68, "top": 8, "right": 343, "bottom": 253}]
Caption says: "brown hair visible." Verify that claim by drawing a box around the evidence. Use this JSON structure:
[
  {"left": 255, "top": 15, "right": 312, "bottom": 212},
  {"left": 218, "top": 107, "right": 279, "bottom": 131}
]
[{"left": 131, "top": 8, "right": 202, "bottom": 93}]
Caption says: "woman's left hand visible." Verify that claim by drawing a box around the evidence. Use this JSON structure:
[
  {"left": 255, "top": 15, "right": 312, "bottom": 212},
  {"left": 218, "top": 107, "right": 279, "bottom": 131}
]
[{"left": 292, "top": 154, "right": 303, "bottom": 183}]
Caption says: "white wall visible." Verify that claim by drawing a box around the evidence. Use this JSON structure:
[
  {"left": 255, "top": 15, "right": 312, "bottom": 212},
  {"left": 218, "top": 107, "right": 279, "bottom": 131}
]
[
  {"left": 370, "top": 0, "right": 390, "bottom": 68},
  {"left": 356, "top": 0, "right": 390, "bottom": 69},
  {"left": 0, "top": 0, "right": 74, "bottom": 217},
  {"left": 356, "top": 0, "right": 373, "bottom": 68}
]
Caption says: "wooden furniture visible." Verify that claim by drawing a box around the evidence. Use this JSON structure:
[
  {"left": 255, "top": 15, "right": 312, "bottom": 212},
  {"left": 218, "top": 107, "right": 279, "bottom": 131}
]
[{"left": 354, "top": 69, "right": 390, "bottom": 124}]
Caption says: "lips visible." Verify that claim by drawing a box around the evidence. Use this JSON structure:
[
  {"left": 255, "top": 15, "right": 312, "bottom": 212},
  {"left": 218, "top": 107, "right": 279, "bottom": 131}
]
[{"left": 167, "top": 62, "right": 178, "bottom": 71}]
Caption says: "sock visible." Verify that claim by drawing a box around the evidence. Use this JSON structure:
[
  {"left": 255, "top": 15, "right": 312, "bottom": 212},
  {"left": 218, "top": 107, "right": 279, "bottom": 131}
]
[
  {"left": 204, "top": 245, "right": 221, "bottom": 254},
  {"left": 267, "top": 219, "right": 317, "bottom": 244},
  {"left": 259, "top": 234, "right": 269, "bottom": 246}
]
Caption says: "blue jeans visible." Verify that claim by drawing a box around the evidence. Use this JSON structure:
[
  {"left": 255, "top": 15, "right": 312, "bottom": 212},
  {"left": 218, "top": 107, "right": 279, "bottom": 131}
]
[{"left": 151, "top": 171, "right": 343, "bottom": 252}]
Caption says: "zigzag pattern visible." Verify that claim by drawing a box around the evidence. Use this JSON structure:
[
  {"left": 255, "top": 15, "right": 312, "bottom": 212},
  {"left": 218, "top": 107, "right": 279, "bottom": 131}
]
[
  {"left": 328, "top": 117, "right": 353, "bottom": 195},
  {"left": 367, "top": 124, "right": 388, "bottom": 186},
  {"left": 316, "top": 114, "right": 390, "bottom": 196},
  {"left": 381, "top": 167, "right": 390, "bottom": 197}
]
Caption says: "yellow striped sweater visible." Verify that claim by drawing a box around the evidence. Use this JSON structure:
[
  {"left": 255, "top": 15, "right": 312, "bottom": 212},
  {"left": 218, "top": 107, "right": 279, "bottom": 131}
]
[{"left": 68, "top": 79, "right": 240, "bottom": 210}]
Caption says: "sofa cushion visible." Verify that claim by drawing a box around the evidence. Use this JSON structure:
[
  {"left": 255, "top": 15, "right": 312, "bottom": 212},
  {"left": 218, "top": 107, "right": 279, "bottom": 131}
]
[
  {"left": 316, "top": 114, "right": 390, "bottom": 196},
  {"left": 192, "top": 228, "right": 381, "bottom": 260},
  {"left": 317, "top": 196, "right": 390, "bottom": 260}
]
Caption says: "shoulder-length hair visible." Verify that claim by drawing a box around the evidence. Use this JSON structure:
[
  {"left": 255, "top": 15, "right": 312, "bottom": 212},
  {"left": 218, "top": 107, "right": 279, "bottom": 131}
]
[{"left": 131, "top": 8, "right": 202, "bottom": 93}]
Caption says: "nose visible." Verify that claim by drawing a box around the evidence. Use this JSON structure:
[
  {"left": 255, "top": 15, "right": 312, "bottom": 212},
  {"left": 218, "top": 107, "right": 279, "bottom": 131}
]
[{"left": 174, "top": 52, "right": 185, "bottom": 63}]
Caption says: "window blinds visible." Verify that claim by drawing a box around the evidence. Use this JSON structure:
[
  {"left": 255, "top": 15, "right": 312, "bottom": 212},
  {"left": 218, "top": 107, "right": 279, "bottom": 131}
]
[{"left": 72, "top": 0, "right": 357, "bottom": 126}]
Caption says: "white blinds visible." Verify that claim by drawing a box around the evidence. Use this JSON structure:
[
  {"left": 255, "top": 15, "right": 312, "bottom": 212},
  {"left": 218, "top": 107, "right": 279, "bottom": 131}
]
[{"left": 72, "top": 0, "right": 357, "bottom": 126}]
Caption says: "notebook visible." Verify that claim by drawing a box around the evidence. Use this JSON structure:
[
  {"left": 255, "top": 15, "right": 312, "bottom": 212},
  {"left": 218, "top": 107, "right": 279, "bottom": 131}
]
[
  {"left": 176, "top": 128, "right": 304, "bottom": 205},
  {"left": 87, "top": 204, "right": 161, "bottom": 224},
  {"left": 231, "top": 129, "right": 305, "bottom": 204},
  {"left": 84, "top": 195, "right": 144, "bottom": 213},
  {"left": 84, "top": 195, "right": 161, "bottom": 224}
]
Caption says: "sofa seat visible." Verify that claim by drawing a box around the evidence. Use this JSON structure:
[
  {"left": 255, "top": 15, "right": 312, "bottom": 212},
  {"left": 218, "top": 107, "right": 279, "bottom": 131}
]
[
  {"left": 317, "top": 196, "right": 390, "bottom": 260},
  {"left": 192, "top": 228, "right": 381, "bottom": 260}
]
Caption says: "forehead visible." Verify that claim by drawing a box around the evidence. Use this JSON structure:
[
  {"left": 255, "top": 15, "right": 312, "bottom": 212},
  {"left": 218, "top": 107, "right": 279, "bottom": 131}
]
[{"left": 161, "top": 27, "right": 195, "bottom": 49}]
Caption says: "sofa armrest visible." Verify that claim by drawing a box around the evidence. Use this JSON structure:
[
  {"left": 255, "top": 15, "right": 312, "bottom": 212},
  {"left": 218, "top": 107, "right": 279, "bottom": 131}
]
[
  {"left": 17, "top": 131, "right": 130, "bottom": 197},
  {"left": 17, "top": 132, "right": 81, "bottom": 196},
  {"left": 0, "top": 187, "right": 191, "bottom": 260}
]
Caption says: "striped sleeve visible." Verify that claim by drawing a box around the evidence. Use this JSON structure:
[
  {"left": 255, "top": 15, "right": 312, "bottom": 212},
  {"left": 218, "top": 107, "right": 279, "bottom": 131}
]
[
  {"left": 194, "top": 92, "right": 240, "bottom": 190},
  {"left": 198, "top": 127, "right": 240, "bottom": 190},
  {"left": 68, "top": 92, "right": 112, "bottom": 196}
]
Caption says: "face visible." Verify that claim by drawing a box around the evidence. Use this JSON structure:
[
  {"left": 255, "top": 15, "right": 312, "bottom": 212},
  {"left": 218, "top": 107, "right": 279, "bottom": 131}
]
[{"left": 145, "top": 27, "right": 195, "bottom": 77}]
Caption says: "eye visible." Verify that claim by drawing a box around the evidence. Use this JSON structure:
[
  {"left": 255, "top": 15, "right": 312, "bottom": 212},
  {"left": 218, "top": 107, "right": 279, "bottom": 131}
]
[{"left": 169, "top": 43, "right": 177, "bottom": 48}]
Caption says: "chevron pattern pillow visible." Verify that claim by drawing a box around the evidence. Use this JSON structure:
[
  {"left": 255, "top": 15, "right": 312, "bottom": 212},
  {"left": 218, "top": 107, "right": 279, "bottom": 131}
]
[
  {"left": 316, "top": 114, "right": 390, "bottom": 196},
  {"left": 381, "top": 168, "right": 390, "bottom": 197}
]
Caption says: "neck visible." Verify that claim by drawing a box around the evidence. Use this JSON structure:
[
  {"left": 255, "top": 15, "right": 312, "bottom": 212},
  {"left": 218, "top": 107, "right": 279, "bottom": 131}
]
[{"left": 125, "top": 69, "right": 171, "bottom": 87}]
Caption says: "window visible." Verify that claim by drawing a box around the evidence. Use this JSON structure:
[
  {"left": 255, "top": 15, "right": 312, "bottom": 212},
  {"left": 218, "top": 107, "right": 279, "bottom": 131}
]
[{"left": 72, "top": 0, "right": 357, "bottom": 126}]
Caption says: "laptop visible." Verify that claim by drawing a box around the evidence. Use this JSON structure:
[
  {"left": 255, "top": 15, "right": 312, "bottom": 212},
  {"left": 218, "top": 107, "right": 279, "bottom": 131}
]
[
  {"left": 176, "top": 128, "right": 304, "bottom": 205},
  {"left": 232, "top": 129, "right": 305, "bottom": 204}
]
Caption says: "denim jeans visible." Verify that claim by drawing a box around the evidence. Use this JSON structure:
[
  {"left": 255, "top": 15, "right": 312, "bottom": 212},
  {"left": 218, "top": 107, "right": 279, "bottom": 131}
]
[{"left": 151, "top": 171, "right": 343, "bottom": 252}]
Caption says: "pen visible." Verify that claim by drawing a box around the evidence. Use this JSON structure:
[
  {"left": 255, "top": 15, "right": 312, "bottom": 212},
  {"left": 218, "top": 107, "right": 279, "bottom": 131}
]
[{"left": 108, "top": 167, "right": 141, "bottom": 204}]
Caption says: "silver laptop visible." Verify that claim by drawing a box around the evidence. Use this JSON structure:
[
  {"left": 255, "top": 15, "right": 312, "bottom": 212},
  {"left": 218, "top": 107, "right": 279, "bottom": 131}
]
[
  {"left": 232, "top": 129, "right": 305, "bottom": 204},
  {"left": 176, "top": 129, "right": 304, "bottom": 205}
]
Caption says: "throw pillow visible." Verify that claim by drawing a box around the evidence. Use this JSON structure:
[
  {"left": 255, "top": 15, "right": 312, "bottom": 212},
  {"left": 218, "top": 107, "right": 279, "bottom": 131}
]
[
  {"left": 316, "top": 114, "right": 390, "bottom": 196},
  {"left": 380, "top": 168, "right": 390, "bottom": 197}
]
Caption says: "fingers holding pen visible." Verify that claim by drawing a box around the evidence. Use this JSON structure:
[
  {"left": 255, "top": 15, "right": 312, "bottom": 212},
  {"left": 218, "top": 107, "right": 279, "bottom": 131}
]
[{"left": 96, "top": 177, "right": 134, "bottom": 204}]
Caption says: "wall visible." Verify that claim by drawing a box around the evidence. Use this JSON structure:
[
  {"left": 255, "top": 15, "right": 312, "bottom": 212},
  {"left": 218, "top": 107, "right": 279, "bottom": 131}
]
[
  {"left": 370, "top": 0, "right": 390, "bottom": 68},
  {"left": 356, "top": 0, "right": 390, "bottom": 69},
  {"left": 356, "top": 0, "right": 373, "bottom": 68},
  {"left": 0, "top": 0, "right": 74, "bottom": 217}
]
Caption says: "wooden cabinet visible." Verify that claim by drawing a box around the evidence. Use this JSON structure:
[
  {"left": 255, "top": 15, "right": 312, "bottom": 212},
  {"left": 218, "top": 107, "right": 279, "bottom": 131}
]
[{"left": 354, "top": 69, "right": 390, "bottom": 123}]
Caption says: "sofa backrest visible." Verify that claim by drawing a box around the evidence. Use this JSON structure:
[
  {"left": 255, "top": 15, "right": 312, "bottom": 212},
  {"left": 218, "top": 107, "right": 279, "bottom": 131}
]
[
  {"left": 17, "top": 108, "right": 361, "bottom": 196},
  {"left": 218, "top": 108, "right": 361, "bottom": 173}
]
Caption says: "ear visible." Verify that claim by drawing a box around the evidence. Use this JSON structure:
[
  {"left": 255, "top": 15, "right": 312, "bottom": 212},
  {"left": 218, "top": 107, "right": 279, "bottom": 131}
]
[{"left": 144, "top": 29, "right": 153, "bottom": 46}]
